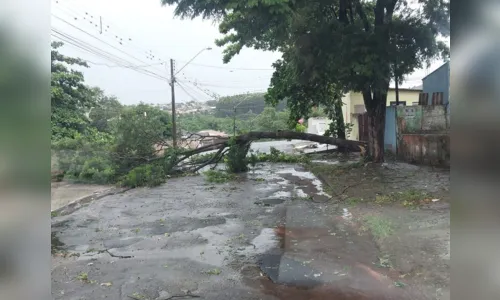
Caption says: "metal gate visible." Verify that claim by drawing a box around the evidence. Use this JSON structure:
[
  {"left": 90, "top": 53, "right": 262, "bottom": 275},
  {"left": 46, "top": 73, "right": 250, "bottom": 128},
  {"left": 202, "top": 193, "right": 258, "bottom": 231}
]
[{"left": 358, "top": 113, "right": 369, "bottom": 142}]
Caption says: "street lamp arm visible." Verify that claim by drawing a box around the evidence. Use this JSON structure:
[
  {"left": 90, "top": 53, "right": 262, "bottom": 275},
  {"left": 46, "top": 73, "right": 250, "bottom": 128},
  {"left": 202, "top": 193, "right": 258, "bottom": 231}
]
[{"left": 175, "top": 47, "right": 212, "bottom": 75}]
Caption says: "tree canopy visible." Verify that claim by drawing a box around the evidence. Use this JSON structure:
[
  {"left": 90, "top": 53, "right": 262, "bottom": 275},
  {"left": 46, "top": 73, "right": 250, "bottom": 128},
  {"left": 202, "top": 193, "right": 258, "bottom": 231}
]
[
  {"left": 51, "top": 41, "right": 97, "bottom": 141},
  {"left": 161, "top": 0, "right": 450, "bottom": 161}
]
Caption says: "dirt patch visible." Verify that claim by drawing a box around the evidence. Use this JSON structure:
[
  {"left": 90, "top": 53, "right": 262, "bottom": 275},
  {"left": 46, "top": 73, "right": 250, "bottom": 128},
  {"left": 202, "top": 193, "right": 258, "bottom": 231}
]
[{"left": 306, "top": 157, "right": 450, "bottom": 300}]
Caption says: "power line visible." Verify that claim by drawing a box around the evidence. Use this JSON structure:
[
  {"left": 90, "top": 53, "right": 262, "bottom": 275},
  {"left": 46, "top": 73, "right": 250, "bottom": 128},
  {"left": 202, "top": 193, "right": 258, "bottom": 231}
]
[
  {"left": 175, "top": 60, "right": 274, "bottom": 71},
  {"left": 52, "top": 14, "right": 154, "bottom": 66},
  {"left": 51, "top": 29, "right": 169, "bottom": 81},
  {"left": 53, "top": 0, "right": 169, "bottom": 64},
  {"left": 177, "top": 79, "right": 218, "bottom": 99},
  {"left": 176, "top": 81, "right": 206, "bottom": 102},
  {"left": 177, "top": 80, "right": 212, "bottom": 100}
]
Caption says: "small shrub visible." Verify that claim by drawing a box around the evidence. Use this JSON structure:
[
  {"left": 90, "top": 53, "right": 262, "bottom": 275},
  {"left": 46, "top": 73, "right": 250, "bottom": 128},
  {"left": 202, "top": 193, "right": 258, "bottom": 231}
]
[
  {"left": 255, "top": 147, "right": 311, "bottom": 164},
  {"left": 79, "top": 157, "right": 116, "bottom": 184},
  {"left": 225, "top": 138, "right": 251, "bottom": 173},
  {"left": 120, "top": 164, "right": 165, "bottom": 187},
  {"left": 204, "top": 170, "right": 236, "bottom": 183},
  {"left": 295, "top": 123, "right": 307, "bottom": 133}
]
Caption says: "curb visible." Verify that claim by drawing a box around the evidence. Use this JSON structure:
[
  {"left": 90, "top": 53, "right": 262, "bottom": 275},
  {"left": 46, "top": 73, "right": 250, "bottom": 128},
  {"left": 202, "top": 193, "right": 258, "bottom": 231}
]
[{"left": 51, "top": 186, "right": 131, "bottom": 217}]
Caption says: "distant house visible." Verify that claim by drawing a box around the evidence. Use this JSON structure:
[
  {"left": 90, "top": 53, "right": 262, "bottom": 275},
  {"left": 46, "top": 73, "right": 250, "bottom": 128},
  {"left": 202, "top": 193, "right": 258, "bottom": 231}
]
[
  {"left": 307, "top": 117, "right": 332, "bottom": 136},
  {"left": 422, "top": 61, "right": 450, "bottom": 105},
  {"left": 195, "top": 130, "right": 229, "bottom": 147},
  {"left": 341, "top": 87, "right": 422, "bottom": 140}
]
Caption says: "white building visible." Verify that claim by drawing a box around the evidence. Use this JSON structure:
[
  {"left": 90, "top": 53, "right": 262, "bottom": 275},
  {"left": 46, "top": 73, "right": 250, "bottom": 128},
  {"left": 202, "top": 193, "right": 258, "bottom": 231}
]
[{"left": 307, "top": 117, "right": 332, "bottom": 136}]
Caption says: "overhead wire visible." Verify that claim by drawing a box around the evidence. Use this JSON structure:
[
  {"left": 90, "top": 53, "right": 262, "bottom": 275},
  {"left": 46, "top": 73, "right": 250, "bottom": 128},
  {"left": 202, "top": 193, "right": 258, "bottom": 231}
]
[
  {"left": 176, "top": 81, "right": 211, "bottom": 103},
  {"left": 52, "top": 14, "right": 154, "bottom": 66},
  {"left": 53, "top": 0, "right": 169, "bottom": 65},
  {"left": 176, "top": 80, "right": 213, "bottom": 101},
  {"left": 175, "top": 60, "right": 274, "bottom": 71},
  {"left": 51, "top": 29, "right": 170, "bottom": 81}
]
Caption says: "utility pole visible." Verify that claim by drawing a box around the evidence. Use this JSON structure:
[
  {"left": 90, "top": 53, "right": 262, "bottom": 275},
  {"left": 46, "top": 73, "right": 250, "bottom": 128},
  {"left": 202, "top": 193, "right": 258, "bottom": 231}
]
[
  {"left": 170, "top": 58, "right": 177, "bottom": 148},
  {"left": 168, "top": 47, "right": 212, "bottom": 148},
  {"left": 233, "top": 106, "right": 237, "bottom": 136},
  {"left": 395, "top": 75, "right": 400, "bottom": 105}
]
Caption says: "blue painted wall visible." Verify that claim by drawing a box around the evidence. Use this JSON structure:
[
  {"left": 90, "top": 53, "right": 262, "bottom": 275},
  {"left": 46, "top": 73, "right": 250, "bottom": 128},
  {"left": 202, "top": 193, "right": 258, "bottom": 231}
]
[
  {"left": 423, "top": 61, "right": 450, "bottom": 104},
  {"left": 384, "top": 106, "right": 397, "bottom": 153}
]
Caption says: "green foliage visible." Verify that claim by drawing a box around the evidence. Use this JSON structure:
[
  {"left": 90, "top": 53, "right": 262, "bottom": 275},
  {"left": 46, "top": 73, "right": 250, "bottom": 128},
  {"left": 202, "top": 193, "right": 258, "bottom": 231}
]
[
  {"left": 204, "top": 170, "right": 236, "bottom": 183},
  {"left": 255, "top": 147, "right": 311, "bottom": 164},
  {"left": 225, "top": 138, "right": 251, "bottom": 173},
  {"left": 88, "top": 91, "right": 123, "bottom": 133},
  {"left": 364, "top": 215, "right": 395, "bottom": 241},
  {"left": 294, "top": 123, "right": 306, "bottom": 133},
  {"left": 51, "top": 42, "right": 96, "bottom": 141},
  {"left": 79, "top": 157, "right": 116, "bottom": 184},
  {"left": 161, "top": 0, "right": 450, "bottom": 159},
  {"left": 190, "top": 153, "right": 217, "bottom": 164},
  {"left": 112, "top": 103, "right": 172, "bottom": 173},
  {"left": 120, "top": 164, "right": 166, "bottom": 188},
  {"left": 178, "top": 105, "right": 291, "bottom": 135},
  {"left": 214, "top": 93, "right": 287, "bottom": 118},
  {"left": 52, "top": 128, "right": 115, "bottom": 183}
]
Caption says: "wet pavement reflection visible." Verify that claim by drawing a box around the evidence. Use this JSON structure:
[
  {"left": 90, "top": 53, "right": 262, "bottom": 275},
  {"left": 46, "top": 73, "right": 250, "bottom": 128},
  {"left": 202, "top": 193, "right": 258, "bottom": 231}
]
[{"left": 51, "top": 162, "right": 427, "bottom": 300}]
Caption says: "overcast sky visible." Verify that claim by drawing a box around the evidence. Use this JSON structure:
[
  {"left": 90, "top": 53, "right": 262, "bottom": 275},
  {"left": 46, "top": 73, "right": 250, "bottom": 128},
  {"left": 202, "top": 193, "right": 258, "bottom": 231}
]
[{"left": 51, "top": 0, "right": 446, "bottom": 105}]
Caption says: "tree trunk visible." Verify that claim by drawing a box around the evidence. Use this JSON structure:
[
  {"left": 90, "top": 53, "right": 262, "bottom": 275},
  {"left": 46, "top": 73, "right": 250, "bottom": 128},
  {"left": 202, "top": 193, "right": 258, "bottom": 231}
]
[
  {"left": 334, "top": 99, "right": 346, "bottom": 140},
  {"left": 236, "top": 131, "right": 364, "bottom": 151},
  {"left": 363, "top": 90, "right": 387, "bottom": 162}
]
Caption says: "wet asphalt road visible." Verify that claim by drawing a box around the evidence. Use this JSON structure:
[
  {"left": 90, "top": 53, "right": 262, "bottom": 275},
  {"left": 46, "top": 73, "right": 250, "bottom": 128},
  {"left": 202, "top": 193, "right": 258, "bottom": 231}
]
[{"left": 51, "top": 163, "right": 417, "bottom": 300}]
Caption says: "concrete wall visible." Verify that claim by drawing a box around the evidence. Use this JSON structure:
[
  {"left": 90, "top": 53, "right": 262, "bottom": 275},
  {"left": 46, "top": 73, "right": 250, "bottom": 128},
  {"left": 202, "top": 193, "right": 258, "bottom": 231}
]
[
  {"left": 423, "top": 61, "right": 450, "bottom": 104},
  {"left": 384, "top": 106, "right": 397, "bottom": 153},
  {"left": 396, "top": 105, "right": 450, "bottom": 167}
]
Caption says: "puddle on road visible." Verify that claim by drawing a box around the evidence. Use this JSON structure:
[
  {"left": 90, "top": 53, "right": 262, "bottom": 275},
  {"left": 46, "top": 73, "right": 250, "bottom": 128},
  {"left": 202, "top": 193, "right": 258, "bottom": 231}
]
[
  {"left": 255, "top": 198, "right": 286, "bottom": 206},
  {"left": 240, "top": 214, "right": 413, "bottom": 299}
]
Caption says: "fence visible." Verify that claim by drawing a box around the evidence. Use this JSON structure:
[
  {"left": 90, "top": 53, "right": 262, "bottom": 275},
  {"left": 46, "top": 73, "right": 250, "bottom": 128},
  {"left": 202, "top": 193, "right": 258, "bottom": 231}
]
[{"left": 390, "top": 105, "right": 450, "bottom": 166}]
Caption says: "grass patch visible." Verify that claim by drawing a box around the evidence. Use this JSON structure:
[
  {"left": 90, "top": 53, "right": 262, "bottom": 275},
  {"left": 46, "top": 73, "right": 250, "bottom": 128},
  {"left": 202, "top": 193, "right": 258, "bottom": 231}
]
[
  {"left": 76, "top": 272, "right": 89, "bottom": 282},
  {"left": 364, "top": 215, "right": 395, "bottom": 241},
  {"left": 204, "top": 170, "right": 236, "bottom": 183},
  {"left": 345, "top": 197, "right": 365, "bottom": 205},
  {"left": 308, "top": 160, "right": 364, "bottom": 177},
  {"left": 204, "top": 268, "right": 222, "bottom": 275},
  {"left": 51, "top": 211, "right": 59, "bottom": 218},
  {"left": 292, "top": 196, "right": 313, "bottom": 201},
  {"left": 252, "top": 177, "right": 266, "bottom": 182},
  {"left": 375, "top": 189, "right": 430, "bottom": 207},
  {"left": 374, "top": 254, "right": 392, "bottom": 268}
]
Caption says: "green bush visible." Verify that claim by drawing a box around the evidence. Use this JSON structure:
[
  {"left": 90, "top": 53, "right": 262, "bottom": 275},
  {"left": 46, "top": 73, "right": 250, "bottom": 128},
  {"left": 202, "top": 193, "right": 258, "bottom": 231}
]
[
  {"left": 120, "top": 164, "right": 165, "bottom": 188},
  {"left": 204, "top": 170, "right": 236, "bottom": 183},
  {"left": 255, "top": 147, "right": 311, "bottom": 164},
  {"left": 225, "top": 138, "right": 251, "bottom": 173},
  {"left": 79, "top": 157, "right": 116, "bottom": 184},
  {"left": 295, "top": 123, "right": 307, "bottom": 133}
]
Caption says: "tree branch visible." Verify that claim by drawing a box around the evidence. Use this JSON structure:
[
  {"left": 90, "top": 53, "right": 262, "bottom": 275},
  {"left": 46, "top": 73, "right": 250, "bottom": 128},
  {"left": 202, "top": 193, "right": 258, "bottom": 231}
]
[
  {"left": 354, "top": 0, "right": 371, "bottom": 31},
  {"left": 339, "top": 0, "right": 349, "bottom": 24}
]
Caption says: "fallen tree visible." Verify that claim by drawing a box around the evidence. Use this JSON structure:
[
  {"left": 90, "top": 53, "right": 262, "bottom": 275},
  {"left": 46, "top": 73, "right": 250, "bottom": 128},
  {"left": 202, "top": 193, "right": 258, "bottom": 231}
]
[{"left": 170, "top": 131, "right": 366, "bottom": 173}]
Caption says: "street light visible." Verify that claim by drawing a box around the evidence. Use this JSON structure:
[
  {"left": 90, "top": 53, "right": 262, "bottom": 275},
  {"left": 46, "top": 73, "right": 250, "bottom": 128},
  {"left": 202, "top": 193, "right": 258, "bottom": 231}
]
[{"left": 175, "top": 47, "right": 212, "bottom": 75}]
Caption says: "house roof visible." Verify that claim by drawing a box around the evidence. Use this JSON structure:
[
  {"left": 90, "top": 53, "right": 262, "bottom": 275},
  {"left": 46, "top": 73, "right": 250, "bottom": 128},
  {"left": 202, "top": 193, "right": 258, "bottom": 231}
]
[
  {"left": 422, "top": 61, "right": 450, "bottom": 80},
  {"left": 389, "top": 87, "right": 422, "bottom": 92},
  {"left": 196, "top": 130, "right": 229, "bottom": 137}
]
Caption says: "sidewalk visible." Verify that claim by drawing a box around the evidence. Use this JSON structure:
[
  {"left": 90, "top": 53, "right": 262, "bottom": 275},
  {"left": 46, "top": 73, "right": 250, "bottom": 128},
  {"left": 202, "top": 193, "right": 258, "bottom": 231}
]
[{"left": 51, "top": 181, "right": 115, "bottom": 212}]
